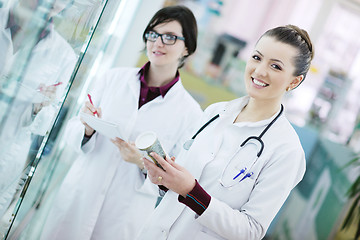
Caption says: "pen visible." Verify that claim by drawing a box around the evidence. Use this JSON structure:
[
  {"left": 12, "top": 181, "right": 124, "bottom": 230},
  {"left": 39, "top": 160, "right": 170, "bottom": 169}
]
[
  {"left": 233, "top": 168, "right": 246, "bottom": 180},
  {"left": 239, "top": 172, "right": 253, "bottom": 182},
  {"left": 38, "top": 82, "right": 63, "bottom": 91},
  {"left": 87, "top": 94, "right": 98, "bottom": 116},
  {"left": 51, "top": 82, "right": 63, "bottom": 87}
]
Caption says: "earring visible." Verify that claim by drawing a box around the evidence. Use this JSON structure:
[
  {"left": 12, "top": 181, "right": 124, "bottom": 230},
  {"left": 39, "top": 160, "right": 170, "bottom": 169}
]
[{"left": 286, "top": 86, "right": 291, "bottom": 92}]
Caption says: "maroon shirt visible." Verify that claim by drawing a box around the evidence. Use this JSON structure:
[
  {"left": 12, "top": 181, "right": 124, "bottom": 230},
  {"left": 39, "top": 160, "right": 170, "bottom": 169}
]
[{"left": 138, "top": 62, "right": 180, "bottom": 109}]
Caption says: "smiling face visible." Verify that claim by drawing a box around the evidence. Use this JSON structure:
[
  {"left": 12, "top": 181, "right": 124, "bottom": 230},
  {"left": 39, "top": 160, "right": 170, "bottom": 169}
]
[
  {"left": 146, "top": 20, "right": 188, "bottom": 70},
  {"left": 244, "top": 36, "right": 303, "bottom": 105}
]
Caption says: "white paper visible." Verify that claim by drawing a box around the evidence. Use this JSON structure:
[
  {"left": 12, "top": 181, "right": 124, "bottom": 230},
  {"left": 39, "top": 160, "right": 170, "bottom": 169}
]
[{"left": 80, "top": 112, "right": 126, "bottom": 140}]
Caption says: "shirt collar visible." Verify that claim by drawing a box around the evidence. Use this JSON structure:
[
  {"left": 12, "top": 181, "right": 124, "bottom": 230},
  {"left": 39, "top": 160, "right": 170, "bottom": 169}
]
[{"left": 138, "top": 61, "right": 180, "bottom": 97}]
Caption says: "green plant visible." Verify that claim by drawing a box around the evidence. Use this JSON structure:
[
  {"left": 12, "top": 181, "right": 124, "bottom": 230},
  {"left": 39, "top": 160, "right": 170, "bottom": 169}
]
[{"left": 342, "top": 154, "right": 360, "bottom": 239}]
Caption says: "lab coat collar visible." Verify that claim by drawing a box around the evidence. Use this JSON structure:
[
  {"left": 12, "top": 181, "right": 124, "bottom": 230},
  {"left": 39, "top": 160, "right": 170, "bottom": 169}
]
[
  {"left": 222, "top": 95, "right": 250, "bottom": 115},
  {"left": 161, "top": 79, "right": 182, "bottom": 99},
  {"left": 221, "top": 96, "right": 284, "bottom": 127},
  {"left": 128, "top": 71, "right": 141, "bottom": 99}
]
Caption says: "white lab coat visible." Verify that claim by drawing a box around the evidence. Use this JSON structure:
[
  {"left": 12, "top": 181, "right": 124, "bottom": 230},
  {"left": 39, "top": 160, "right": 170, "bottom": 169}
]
[
  {"left": 136, "top": 96, "right": 306, "bottom": 240},
  {"left": 40, "top": 67, "right": 203, "bottom": 240},
  {"left": 0, "top": 7, "right": 77, "bottom": 217}
]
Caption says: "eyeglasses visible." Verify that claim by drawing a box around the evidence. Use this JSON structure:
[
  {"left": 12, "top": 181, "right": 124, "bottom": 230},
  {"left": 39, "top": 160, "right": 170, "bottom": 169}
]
[{"left": 145, "top": 31, "right": 185, "bottom": 45}]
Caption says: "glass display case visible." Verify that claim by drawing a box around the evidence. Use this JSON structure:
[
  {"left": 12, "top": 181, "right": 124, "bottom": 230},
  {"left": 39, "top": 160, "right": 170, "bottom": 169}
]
[{"left": 0, "top": 0, "right": 122, "bottom": 238}]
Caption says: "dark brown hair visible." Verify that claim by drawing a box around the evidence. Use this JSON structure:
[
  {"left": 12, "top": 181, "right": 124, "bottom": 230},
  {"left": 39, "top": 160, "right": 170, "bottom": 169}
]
[
  {"left": 261, "top": 24, "right": 314, "bottom": 80},
  {"left": 142, "top": 5, "right": 198, "bottom": 68}
]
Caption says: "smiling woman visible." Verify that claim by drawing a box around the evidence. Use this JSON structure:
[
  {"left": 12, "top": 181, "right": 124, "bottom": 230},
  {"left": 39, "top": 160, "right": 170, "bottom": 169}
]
[
  {"left": 39, "top": 5, "right": 203, "bottom": 240},
  {"left": 245, "top": 37, "right": 303, "bottom": 107},
  {"left": 138, "top": 25, "right": 315, "bottom": 240},
  {"left": 144, "top": 20, "right": 188, "bottom": 85}
]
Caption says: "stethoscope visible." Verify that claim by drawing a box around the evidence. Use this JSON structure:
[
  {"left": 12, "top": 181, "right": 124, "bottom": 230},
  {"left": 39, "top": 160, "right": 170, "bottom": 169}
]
[{"left": 183, "top": 104, "right": 284, "bottom": 188}]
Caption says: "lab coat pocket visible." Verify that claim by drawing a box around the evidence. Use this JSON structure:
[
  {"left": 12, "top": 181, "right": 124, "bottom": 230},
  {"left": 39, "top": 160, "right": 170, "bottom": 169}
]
[
  {"left": 217, "top": 177, "right": 256, "bottom": 209},
  {"left": 194, "top": 227, "right": 226, "bottom": 240}
]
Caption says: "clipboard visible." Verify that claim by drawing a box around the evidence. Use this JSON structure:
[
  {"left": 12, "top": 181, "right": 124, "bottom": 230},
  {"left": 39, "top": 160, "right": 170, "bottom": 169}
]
[{"left": 80, "top": 112, "right": 126, "bottom": 140}]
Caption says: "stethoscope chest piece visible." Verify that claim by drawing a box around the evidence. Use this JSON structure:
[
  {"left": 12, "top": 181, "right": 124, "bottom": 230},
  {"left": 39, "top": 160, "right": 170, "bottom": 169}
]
[{"left": 183, "top": 139, "right": 194, "bottom": 150}]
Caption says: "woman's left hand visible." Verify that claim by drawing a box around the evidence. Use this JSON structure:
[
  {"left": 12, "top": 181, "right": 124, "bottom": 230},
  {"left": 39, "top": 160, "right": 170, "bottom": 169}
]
[
  {"left": 144, "top": 152, "right": 196, "bottom": 197},
  {"left": 111, "top": 137, "right": 144, "bottom": 170}
]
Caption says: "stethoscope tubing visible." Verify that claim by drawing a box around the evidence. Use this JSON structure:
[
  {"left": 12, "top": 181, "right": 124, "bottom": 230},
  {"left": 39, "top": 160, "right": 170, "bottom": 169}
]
[
  {"left": 188, "top": 104, "right": 284, "bottom": 151},
  {"left": 183, "top": 104, "right": 285, "bottom": 188},
  {"left": 240, "top": 104, "right": 284, "bottom": 157},
  {"left": 191, "top": 114, "right": 220, "bottom": 140}
]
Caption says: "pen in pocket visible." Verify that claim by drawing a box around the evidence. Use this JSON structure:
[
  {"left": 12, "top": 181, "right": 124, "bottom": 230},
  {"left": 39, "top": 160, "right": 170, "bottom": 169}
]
[{"left": 239, "top": 172, "right": 254, "bottom": 182}]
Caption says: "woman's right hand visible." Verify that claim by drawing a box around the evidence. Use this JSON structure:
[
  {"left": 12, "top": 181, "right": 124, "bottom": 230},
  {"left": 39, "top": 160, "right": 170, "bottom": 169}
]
[
  {"left": 80, "top": 101, "right": 102, "bottom": 137},
  {"left": 144, "top": 153, "right": 196, "bottom": 197},
  {"left": 111, "top": 138, "right": 145, "bottom": 169}
]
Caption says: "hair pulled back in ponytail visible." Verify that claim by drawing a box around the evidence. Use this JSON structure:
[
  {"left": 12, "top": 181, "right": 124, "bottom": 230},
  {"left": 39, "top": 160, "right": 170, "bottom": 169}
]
[{"left": 261, "top": 24, "right": 314, "bottom": 80}]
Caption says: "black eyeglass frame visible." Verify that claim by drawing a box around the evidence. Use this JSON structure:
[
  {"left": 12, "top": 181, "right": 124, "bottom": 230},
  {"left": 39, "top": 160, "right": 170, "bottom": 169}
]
[{"left": 145, "top": 31, "right": 185, "bottom": 45}]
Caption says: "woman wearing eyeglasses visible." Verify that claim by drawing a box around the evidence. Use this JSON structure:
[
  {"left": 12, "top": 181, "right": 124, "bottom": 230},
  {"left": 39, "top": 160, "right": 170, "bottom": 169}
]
[
  {"left": 140, "top": 25, "right": 314, "bottom": 240},
  {"left": 40, "top": 5, "right": 202, "bottom": 240}
]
